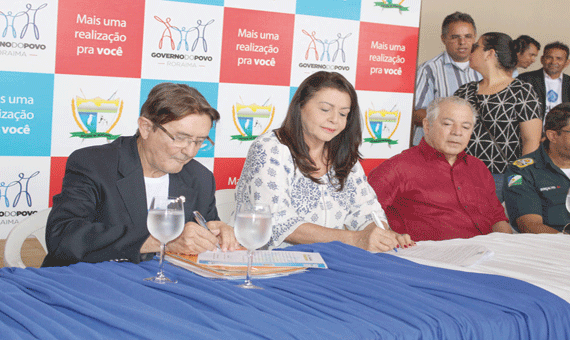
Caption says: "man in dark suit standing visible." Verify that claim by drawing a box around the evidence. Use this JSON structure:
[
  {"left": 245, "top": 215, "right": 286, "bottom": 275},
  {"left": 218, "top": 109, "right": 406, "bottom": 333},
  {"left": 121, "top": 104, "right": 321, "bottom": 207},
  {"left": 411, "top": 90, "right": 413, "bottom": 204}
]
[
  {"left": 43, "top": 83, "right": 239, "bottom": 267},
  {"left": 519, "top": 42, "right": 570, "bottom": 120}
]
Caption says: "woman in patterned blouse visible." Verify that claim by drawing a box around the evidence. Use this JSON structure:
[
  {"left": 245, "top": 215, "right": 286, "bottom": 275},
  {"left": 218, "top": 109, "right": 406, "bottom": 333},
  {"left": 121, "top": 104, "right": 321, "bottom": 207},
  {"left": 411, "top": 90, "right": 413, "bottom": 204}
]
[
  {"left": 455, "top": 32, "right": 542, "bottom": 201},
  {"left": 235, "top": 71, "right": 413, "bottom": 251}
]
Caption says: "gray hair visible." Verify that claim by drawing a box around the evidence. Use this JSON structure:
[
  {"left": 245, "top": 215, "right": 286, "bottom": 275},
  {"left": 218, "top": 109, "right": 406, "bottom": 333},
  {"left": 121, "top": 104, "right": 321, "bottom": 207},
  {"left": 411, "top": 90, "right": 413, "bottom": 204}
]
[{"left": 426, "top": 97, "right": 478, "bottom": 123}]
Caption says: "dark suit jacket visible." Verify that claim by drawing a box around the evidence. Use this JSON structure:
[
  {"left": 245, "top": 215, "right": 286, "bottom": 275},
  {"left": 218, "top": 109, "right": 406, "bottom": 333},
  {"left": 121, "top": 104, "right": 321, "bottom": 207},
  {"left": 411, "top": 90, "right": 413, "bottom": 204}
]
[
  {"left": 42, "top": 136, "right": 219, "bottom": 267},
  {"left": 518, "top": 69, "right": 570, "bottom": 114}
]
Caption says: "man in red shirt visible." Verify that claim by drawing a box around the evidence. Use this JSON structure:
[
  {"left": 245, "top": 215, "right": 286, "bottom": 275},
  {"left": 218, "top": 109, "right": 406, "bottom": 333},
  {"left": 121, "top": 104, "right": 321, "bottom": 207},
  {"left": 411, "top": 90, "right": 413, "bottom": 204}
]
[{"left": 368, "top": 97, "right": 512, "bottom": 241}]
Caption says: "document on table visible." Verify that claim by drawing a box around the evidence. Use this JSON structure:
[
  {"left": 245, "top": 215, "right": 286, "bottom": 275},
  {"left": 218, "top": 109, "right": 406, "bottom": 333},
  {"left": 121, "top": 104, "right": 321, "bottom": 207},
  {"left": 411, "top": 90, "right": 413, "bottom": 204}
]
[
  {"left": 386, "top": 243, "right": 494, "bottom": 267},
  {"left": 166, "top": 253, "right": 307, "bottom": 280},
  {"left": 197, "top": 250, "right": 328, "bottom": 268},
  {"left": 166, "top": 250, "right": 327, "bottom": 280}
]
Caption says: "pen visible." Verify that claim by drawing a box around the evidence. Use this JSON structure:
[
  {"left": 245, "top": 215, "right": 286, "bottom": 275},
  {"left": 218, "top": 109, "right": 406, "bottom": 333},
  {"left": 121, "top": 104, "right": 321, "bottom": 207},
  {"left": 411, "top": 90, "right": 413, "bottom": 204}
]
[
  {"left": 193, "top": 210, "right": 220, "bottom": 250},
  {"left": 371, "top": 211, "right": 397, "bottom": 252}
]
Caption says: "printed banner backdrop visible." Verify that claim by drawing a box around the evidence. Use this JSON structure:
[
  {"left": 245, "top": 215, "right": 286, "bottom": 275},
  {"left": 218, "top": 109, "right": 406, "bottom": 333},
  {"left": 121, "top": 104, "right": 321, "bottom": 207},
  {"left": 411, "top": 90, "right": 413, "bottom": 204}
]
[{"left": 0, "top": 0, "right": 421, "bottom": 238}]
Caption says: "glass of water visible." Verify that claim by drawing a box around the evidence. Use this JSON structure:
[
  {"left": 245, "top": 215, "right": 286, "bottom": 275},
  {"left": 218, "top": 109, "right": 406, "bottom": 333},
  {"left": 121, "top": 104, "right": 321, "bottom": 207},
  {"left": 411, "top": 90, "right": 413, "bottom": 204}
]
[
  {"left": 145, "top": 196, "right": 185, "bottom": 284},
  {"left": 234, "top": 202, "right": 272, "bottom": 289}
]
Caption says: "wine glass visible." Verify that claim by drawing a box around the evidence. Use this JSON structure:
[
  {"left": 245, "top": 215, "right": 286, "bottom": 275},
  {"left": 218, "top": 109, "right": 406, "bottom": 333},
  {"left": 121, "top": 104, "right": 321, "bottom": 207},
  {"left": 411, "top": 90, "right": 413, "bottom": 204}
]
[
  {"left": 234, "top": 202, "right": 272, "bottom": 289},
  {"left": 145, "top": 196, "right": 185, "bottom": 284}
]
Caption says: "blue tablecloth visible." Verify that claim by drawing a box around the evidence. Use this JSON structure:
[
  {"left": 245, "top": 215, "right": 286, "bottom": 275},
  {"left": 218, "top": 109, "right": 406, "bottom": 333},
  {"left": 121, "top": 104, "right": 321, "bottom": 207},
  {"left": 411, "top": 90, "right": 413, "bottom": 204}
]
[{"left": 1, "top": 242, "right": 569, "bottom": 339}]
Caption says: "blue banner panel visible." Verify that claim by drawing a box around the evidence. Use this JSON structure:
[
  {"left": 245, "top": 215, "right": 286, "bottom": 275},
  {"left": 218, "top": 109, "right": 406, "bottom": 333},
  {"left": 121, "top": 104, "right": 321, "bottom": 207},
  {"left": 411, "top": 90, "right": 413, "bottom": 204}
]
[
  {"left": 0, "top": 71, "right": 54, "bottom": 156},
  {"left": 296, "top": 0, "right": 361, "bottom": 21}
]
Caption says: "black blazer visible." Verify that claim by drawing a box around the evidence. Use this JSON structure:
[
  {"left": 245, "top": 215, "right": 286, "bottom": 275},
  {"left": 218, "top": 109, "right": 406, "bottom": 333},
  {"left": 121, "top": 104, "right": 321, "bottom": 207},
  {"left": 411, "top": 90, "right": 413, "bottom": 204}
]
[
  {"left": 518, "top": 69, "right": 570, "bottom": 114},
  {"left": 42, "top": 136, "right": 219, "bottom": 267}
]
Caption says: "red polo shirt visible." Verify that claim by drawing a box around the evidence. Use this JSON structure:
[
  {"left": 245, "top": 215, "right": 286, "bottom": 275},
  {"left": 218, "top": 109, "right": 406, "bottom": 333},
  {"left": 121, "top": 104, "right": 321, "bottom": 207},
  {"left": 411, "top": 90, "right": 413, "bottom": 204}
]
[{"left": 368, "top": 139, "right": 507, "bottom": 241}]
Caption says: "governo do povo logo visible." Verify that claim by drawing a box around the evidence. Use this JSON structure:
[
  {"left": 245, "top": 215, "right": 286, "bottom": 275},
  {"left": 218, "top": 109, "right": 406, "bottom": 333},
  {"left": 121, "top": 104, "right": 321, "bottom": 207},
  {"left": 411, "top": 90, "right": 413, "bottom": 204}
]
[
  {"left": 0, "top": 171, "right": 38, "bottom": 208},
  {"left": 302, "top": 30, "right": 352, "bottom": 64},
  {"left": 0, "top": 3, "right": 48, "bottom": 41},
  {"left": 71, "top": 91, "right": 123, "bottom": 140},
  {"left": 0, "top": 171, "right": 40, "bottom": 225},
  {"left": 231, "top": 100, "right": 275, "bottom": 142},
  {"left": 374, "top": 1, "right": 409, "bottom": 12},
  {"left": 155, "top": 16, "right": 214, "bottom": 53},
  {"left": 364, "top": 107, "right": 400, "bottom": 145}
]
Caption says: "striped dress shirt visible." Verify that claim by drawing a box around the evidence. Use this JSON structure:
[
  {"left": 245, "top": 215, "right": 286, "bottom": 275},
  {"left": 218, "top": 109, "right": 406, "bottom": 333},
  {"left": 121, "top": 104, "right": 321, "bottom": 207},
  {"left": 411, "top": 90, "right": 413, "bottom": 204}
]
[{"left": 412, "top": 51, "right": 482, "bottom": 145}]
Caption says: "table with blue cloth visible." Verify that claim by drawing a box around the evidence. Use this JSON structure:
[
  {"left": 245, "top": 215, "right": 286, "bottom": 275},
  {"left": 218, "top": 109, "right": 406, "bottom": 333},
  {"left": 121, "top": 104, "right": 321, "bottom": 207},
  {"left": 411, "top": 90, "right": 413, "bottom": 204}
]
[{"left": 1, "top": 242, "right": 569, "bottom": 340}]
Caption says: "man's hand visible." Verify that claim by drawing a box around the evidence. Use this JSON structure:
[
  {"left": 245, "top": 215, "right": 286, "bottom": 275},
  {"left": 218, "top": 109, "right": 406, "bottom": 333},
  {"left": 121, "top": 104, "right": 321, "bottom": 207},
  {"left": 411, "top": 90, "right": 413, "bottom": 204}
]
[
  {"left": 206, "top": 220, "right": 240, "bottom": 251},
  {"left": 165, "top": 221, "right": 219, "bottom": 254},
  {"left": 142, "top": 221, "right": 239, "bottom": 255},
  {"left": 491, "top": 221, "right": 513, "bottom": 234}
]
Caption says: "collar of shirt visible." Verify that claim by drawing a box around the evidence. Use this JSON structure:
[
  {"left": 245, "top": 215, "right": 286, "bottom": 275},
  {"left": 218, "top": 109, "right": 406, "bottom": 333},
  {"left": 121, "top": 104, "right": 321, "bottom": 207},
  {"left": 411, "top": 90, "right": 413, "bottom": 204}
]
[
  {"left": 535, "top": 143, "right": 552, "bottom": 169},
  {"left": 540, "top": 143, "right": 570, "bottom": 177},
  {"left": 418, "top": 138, "right": 468, "bottom": 166},
  {"left": 442, "top": 51, "right": 471, "bottom": 71},
  {"left": 543, "top": 69, "right": 563, "bottom": 82}
]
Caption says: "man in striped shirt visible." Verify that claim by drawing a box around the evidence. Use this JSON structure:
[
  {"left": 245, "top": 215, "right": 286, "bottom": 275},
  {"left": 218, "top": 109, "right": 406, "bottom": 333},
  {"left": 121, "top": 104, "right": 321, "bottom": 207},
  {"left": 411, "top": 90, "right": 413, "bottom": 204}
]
[{"left": 412, "top": 12, "right": 482, "bottom": 145}]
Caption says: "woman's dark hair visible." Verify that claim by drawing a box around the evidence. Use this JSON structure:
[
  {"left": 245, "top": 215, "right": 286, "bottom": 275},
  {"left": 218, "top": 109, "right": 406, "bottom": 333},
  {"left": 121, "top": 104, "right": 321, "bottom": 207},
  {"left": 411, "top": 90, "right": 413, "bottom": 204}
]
[
  {"left": 137, "top": 82, "right": 219, "bottom": 136},
  {"left": 481, "top": 32, "right": 518, "bottom": 71},
  {"left": 276, "top": 71, "right": 362, "bottom": 191},
  {"left": 514, "top": 35, "right": 541, "bottom": 54},
  {"left": 544, "top": 102, "right": 570, "bottom": 149}
]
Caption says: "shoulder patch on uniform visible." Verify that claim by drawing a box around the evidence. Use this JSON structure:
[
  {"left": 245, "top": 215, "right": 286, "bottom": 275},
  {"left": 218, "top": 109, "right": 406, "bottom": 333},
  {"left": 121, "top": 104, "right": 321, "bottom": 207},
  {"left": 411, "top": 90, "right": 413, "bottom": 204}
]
[
  {"left": 507, "top": 174, "right": 523, "bottom": 187},
  {"left": 513, "top": 158, "right": 534, "bottom": 168}
]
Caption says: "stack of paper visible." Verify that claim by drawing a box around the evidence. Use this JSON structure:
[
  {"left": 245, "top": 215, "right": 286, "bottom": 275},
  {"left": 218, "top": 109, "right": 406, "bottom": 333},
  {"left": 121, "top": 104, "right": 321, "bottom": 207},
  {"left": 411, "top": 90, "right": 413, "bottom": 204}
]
[
  {"left": 386, "top": 243, "right": 494, "bottom": 267},
  {"left": 166, "top": 250, "right": 327, "bottom": 280}
]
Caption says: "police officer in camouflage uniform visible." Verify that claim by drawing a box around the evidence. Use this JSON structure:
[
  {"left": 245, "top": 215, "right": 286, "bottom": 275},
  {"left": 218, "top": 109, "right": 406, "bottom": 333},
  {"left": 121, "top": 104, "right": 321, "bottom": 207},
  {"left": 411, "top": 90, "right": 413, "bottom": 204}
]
[{"left": 503, "top": 102, "right": 570, "bottom": 233}]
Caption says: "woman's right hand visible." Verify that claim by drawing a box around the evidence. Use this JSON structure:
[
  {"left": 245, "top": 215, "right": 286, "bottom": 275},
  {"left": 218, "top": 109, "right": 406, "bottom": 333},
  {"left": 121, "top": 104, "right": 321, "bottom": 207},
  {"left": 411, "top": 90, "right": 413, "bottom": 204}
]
[{"left": 352, "top": 224, "right": 415, "bottom": 252}]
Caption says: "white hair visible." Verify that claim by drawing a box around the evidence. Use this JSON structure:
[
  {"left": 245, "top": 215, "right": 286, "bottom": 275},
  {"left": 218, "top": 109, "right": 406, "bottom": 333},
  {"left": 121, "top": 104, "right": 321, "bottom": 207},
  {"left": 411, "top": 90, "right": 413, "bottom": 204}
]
[{"left": 426, "top": 96, "right": 478, "bottom": 123}]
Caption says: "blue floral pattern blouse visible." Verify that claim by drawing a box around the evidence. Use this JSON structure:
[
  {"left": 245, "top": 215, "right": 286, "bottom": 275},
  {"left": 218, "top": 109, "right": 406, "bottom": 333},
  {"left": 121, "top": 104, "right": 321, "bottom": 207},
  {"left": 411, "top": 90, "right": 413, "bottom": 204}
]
[{"left": 235, "top": 132, "right": 388, "bottom": 248}]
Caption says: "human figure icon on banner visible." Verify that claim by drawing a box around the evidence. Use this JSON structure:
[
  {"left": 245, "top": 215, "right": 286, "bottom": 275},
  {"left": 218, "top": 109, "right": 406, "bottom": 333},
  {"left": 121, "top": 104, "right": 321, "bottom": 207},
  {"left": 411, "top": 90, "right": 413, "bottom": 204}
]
[
  {"left": 20, "top": 3, "right": 47, "bottom": 40},
  {"left": 12, "top": 171, "right": 39, "bottom": 207},
  {"left": 332, "top": 33, "right": 351, "bottom": 63},
  {"left": 0, "top": 181, "right": 17, "bottom": 208},
  {"left": 155, "top": 16, "right": 175, "bottom": 50},
  {"left": 317, "top": 38, "right": 334, "bottom": 62},
  {"left": 0, "top": 10, "right": 25, "bottom": 39},
  {"left": 302, "top": 30, "right": 319, "bottom": 61},
  {"left": 190, "top": 19, "right": 214, "bottom": 52},
  {"left": 172, "top": 26, "right": 191, "bottom": 51}
]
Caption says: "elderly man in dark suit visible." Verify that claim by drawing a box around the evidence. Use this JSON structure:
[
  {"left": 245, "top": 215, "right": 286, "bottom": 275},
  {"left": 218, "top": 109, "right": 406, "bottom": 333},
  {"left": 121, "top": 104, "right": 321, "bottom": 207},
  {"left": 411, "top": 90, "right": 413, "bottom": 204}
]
[
  {"left": 518, "top": 41, "right": 570, "bottom": 119},
  {"left": 43, "top": 83, "right": 238, "bottom": 267}
]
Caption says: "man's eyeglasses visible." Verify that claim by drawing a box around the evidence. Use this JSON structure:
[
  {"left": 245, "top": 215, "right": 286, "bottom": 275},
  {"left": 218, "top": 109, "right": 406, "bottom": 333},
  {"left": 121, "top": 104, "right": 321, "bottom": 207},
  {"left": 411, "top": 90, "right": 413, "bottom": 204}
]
[
  {"left": 153, "top": 122, "right": 214, "bottom": 147},
  {"left": 559, "top": 129, "right": 570, "bottom": 134}
]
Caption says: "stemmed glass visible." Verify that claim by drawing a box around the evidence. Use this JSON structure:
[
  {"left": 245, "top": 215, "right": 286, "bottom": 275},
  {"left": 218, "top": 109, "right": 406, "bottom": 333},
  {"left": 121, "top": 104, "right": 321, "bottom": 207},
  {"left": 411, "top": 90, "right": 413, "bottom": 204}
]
[
  {"left": 234, "top": 202, "right": 272, "bottom": 289},
  {"left": 145, "top": 196, "right": 185, "bottom": 284}
]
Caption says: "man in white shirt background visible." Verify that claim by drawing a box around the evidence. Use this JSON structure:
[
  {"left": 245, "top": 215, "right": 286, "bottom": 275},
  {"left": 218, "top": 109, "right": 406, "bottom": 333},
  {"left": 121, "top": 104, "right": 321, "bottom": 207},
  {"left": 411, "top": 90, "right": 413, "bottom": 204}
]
[{"left": 518, "top": 41, "right": 570, "bottom": 122}]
